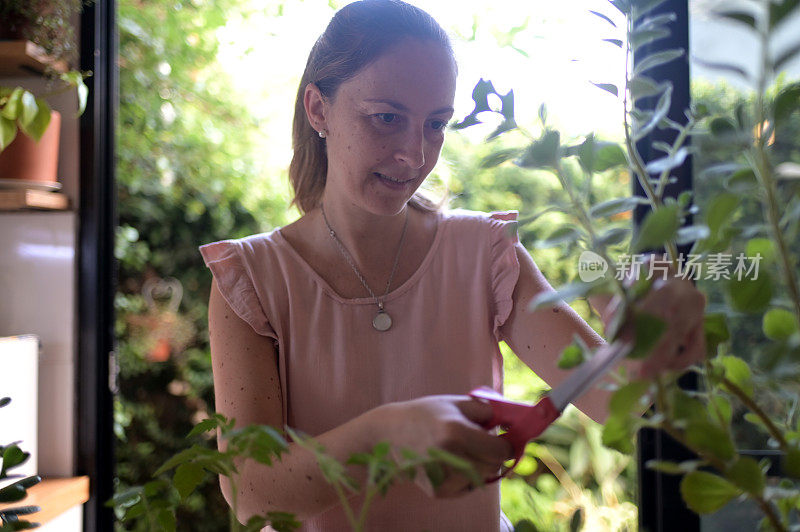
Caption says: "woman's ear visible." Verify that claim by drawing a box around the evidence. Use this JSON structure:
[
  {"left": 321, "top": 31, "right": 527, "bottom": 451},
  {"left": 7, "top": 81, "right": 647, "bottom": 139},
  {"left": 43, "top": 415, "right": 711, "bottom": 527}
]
[{"left": 303, "top": 83, "right": 327, "bottom": 133}]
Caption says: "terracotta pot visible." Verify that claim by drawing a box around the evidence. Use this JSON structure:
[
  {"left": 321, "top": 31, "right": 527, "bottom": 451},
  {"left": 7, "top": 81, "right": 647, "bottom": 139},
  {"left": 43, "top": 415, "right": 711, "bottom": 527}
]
[{"left": 0, "top": 111, "right": 61, "bottom": 183}]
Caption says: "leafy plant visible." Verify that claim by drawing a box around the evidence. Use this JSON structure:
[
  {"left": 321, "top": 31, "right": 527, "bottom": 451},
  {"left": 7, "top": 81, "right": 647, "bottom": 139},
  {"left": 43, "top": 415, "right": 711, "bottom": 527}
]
[
  {"left": 0, "top": 0, "right": 92, "bottom": 152},
  {"left": 0, "top": 72, "right": 89, "bottom": 151},
  {"left": 454, "top": 0, "right": 800, "bottom": 529},
  {"left": 0, "top": 397, "right": 42, "bottom": 531},
  {"left": 111, "top": 413, "right": 485, "bottom": 532}
]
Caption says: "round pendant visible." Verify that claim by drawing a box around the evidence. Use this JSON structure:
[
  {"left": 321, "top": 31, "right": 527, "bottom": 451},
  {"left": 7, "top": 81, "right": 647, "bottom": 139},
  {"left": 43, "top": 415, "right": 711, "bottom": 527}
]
[{"left": 373, "top": 310, "right": 392, "bottom": 331}]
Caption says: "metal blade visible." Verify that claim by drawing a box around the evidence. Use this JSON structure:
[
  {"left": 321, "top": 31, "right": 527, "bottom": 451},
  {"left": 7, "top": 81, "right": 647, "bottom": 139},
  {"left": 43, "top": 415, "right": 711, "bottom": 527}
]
[{"left": 548, "top": 340, "right": 634, "bottom": 412}]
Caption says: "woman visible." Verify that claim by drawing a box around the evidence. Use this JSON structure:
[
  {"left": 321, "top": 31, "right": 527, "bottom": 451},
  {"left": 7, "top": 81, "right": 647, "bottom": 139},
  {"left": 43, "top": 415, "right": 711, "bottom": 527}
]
[{"left": 200, "top": 1, "right": 706, "bottom": 530}]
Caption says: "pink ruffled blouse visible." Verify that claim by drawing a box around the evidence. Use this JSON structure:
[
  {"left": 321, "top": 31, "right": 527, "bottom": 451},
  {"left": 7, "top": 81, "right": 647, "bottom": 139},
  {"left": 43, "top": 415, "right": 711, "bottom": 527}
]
[{"left": 200, "top": 209, "right": 520, "bottom": 532}]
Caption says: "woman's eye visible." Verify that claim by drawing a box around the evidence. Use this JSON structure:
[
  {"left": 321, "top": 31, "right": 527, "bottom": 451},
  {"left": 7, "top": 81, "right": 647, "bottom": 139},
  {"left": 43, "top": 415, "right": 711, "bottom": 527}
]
[
  {"left": 430, "top": 120, "right": 447, "bottom": 131},
  {"left": 375, "top": 113, "right": 398, "bottom": 124}
]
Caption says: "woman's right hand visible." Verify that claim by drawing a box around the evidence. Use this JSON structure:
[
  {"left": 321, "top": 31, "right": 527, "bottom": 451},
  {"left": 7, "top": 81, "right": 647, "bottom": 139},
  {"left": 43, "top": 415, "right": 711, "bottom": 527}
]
[{"left": 374, "top": 395, "right": 513, "bottom": 498}]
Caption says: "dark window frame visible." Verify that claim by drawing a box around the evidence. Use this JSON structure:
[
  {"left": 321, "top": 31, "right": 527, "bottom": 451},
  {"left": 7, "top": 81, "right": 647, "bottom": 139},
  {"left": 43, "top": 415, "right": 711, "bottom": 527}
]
[{"left": 78, "top": 1, "right": 117, "bottom": 530}]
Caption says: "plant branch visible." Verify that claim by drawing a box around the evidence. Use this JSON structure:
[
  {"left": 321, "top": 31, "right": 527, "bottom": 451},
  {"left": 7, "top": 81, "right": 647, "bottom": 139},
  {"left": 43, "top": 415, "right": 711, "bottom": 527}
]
[{"left": 720, "top": 377, "right": 789, "bottom": 451}]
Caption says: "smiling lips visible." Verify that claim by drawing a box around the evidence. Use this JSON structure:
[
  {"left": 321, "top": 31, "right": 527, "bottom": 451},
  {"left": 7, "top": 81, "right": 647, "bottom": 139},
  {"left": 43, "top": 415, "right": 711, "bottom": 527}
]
[{"left": 374, "top": 172, "right": 415, "bottom": 185}]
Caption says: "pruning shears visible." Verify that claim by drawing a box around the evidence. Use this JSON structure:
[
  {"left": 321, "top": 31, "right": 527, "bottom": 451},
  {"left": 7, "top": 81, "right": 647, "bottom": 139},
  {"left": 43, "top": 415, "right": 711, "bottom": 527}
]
[{"left": 469, "top": 339, "right": 634, "bottom": 481}]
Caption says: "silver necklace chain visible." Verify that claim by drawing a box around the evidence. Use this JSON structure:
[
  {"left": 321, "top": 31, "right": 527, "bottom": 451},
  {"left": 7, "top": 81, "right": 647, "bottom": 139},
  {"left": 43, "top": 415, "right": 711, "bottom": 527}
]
[{"left": 320, "top": 204, "right": 408, "bottom": 312}]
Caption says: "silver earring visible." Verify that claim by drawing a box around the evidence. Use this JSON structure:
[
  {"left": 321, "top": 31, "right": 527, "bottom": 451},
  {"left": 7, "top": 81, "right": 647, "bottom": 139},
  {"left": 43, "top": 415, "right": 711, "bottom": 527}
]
[{"left": 318, "top": 130, "right": 327, "bottom": 139}]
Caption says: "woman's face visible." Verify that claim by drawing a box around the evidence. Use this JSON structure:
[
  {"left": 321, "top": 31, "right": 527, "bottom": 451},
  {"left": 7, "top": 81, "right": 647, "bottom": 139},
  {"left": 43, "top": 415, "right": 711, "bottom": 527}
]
[{"left": 314, "top": 38, "right": 457, "bottom": 216}]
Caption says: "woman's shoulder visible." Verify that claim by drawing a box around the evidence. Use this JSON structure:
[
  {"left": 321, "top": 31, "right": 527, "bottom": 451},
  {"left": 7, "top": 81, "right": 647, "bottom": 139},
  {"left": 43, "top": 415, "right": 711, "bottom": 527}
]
[{"left": 440, "top": 208, "right": 519, "bottom": 237}]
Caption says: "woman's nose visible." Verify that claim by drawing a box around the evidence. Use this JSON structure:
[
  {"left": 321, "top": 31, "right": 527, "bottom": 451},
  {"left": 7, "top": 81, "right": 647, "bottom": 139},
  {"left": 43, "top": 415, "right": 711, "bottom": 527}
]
[{"left": 394, "top": 128, "right": 425, "bottom": 169}]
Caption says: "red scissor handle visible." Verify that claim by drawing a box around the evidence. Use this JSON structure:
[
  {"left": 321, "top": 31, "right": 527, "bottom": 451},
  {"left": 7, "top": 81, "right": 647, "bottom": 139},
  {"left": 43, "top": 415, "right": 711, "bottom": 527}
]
[{"left": 469, "top": 387, "right": 561, "bottom": 482}]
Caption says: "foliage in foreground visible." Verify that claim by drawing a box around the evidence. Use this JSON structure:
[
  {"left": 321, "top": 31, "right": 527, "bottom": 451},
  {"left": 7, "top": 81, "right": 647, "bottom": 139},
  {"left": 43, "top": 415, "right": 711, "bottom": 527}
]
[{"left": 452, "top": 0, "right": 800, "bottom": 529}]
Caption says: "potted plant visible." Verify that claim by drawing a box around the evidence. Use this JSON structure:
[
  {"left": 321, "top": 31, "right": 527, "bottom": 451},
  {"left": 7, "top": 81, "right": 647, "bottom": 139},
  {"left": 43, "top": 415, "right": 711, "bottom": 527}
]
[{"left": 0, "top": 0, "right": 91, "bottom": 183}]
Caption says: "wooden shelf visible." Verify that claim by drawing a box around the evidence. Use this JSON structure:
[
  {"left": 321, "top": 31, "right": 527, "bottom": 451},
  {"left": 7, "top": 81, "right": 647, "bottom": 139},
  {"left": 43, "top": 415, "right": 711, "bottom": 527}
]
[
  {"left": 0, "top": 189, "right": 69, "bottom": 211},
  {"left": 0, "top": 476, "right": 89, "bottom": 524},
  {"left": 0, "top": 41, "right": 68, "bottom": 76}
]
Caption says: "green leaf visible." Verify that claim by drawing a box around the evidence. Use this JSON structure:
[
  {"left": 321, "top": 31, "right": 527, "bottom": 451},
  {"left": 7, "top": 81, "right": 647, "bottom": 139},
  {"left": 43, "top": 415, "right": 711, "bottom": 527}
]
[
  {"left": 632, "top": 203, "right": 680, "bottom": 252},
  {"left": 597, "top": 227, "right": 630, "bottom": 246},
  {"left": 727, "top": 271, "right": 773, "bottom": 314},
  {"left": 646, "top": 459, "right": 705, "bottom": 475},
  {"left": 676, "top": 225, "right": 710, "bottom": 245},
  {"left": 725, "top": 457, "right": 765, "bottom": 496},
  {"left": 558, "top": 343, "right": 584, "bottom": 370},
  {"left": 0, "top": 397, "right": 10, "bottom": 408},
  {"left": 769, "top": 0, "right": 800, "bottom": 30},
  {"left": 718, "top": 355, "right": 753, "bottom": 396},
  {"left": 18, "top": 91, "right": 38, "bottom": 129},
  {"left": 591, "top": 82, "right": 618, "bottom": 97},
  {"left": 633, "top": 4, "right": 672, "bottom": 23},
  {"left": 589, "top": 10, "right": 616, "bottom": 27},
  {"left": 609, "top": 0, "right": 631, "bottom": 16},
  {"left": 774, "top": 82, "right": 800, "bottom": 129},
  {"left": 693, "top": 57, "right": 750, "bottom": 81},
  {"left": 529, "top": 281, "right": 602, "bottom": 310},
  {"left": 488, "top": 118, "right": 518, "bottom": 140},
  {"left": 631, "top": 27, "right": 670, "bottom": 49},
  {"left": 784, "top": 447, "right": 800, "bottom": 479},
  {"left": 20, "top": 99, "right": 51, "bottom": 142},
  {"left": 593, "top": 142, "right": 627, "bottom": 171},
  {"left": 634, "top": 84, "right": 673, "bottom": 140},
  {"left": 76, "top": 78, "right": 89, "bottom": 116},
  {"left": 680, "top": 471, "right": 741, "bottom": 514},
  {"left": 629, "top": 75, "right": 666, "bottom": 99},
  {"left": 266, "top": 511, "right": 302, "bottom": 532},
  {"left": 710, "top": 395, "right": 732, "bottom": 427},
  {"left": 763, "top": 309, "right": 798, "bottom": 341},
  {"left": 480, "top": 148, "right": 522, "bottom": 169},
  {"left": 0, "top": 116, "right": 18, "bottom": 151},
  {"left": 1, "top": 88, "right": 24, "bottom": 120},
  {"left": 645, "top": 147, "right": 690, "bottom": 174},
  {"left": 671, "top": 389, "right": 708, "bottom": 425},
  {"left": 745, "top": 238, "right": 775, "bottom": 264},
  {"left": 156, "top": 507, "right": 176, "bottom": 532},
  {"left": 2, "top": 445, "right": 29, "bottom": 474},
  {"left": 513, "top": 519, "right": 539, "bottom": 532},
  {"left": 628, "top": 312, "right": 667, "bottom": 359},
  {"left": 685, "top": 420, "right": 736, "bottom": 461},
  {"left": 773, "top": 40, "right": 800, "bottom": 73},
  {"left": 452, "top": 78, "right": 495, "bottom": 129},
  {"left": 590, "top": 197, "right": 643, "bottom": 218},
  {"left": 0, "top": 484, "right": 26, "bottom": 503},
  {"left": 517, "top": 130, "right": 560, "bottom": 169},
  {"left": 725, "top": 167, "right": 758, "bottom": 192},
  {"left": 704, "top": 313, "right": 730, "bottom": 355},
  {"left": 601, "top": 414, "right": 636, "bottom": 454},
  {"left": 609, "top": 380, "right": 650, "bottom": 417},
  {"left": 715, "top": 10, "right": 756, "bottom": 29},
  {"left": 174, "top": 462, "right": 205, "bottom": 499},
  {"left": 634, "top": 49, "right": 684, "bottom": 76},
  {"left": 705, "top": 192, "right": 739, "bottom": 237},
  {"left": 603, "top": 38, "right": 623, "bottom": 48},
  {"left": 537, "top": 225, "right": 582, "bottom": 248}
]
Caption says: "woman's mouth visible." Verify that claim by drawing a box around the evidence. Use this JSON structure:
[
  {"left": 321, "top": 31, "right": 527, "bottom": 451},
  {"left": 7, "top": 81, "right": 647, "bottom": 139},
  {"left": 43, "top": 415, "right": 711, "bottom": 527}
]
[{"left": 374, "top": 172, "right": 413, "bottom": 189}]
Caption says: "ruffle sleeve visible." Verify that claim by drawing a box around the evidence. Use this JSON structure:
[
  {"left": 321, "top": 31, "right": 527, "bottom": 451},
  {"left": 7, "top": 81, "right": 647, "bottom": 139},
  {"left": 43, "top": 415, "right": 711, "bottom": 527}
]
[
  {"left": 199, "top": 240, "right": 277, "bottom": 339},
  {"left": 488, "top": 211, "right": 521, "bottom": 341}
]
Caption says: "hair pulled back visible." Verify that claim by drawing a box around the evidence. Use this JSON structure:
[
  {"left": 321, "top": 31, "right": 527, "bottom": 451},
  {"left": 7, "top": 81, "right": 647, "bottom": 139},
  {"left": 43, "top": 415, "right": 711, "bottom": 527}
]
[{"left": 289, "top": 0, "right": 454, "bottom": 214}]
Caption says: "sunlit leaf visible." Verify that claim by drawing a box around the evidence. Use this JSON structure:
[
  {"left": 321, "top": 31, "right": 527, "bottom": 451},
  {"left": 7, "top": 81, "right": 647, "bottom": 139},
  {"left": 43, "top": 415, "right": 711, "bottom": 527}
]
[
  {"left": 763, "top": 308, "right": 798, "bottom": 341},
  {"left": 645, "top": 146, "right": 690, "bottom": 174},
  {"left": 20, "top": 99, "right": 51, "bottom": 142},
  {"left": 715, "top": 10, "right": 756, "bottom": 29},
  {"left": 630, "top": 27, "right": 670, "bottom": 49},
  {"left": 629, "top": 75, "right": 665, "bottom": 99},
  {"left": 727, "top": 271, "right": 773, "bottom": 314},
  {"left": 479, "top": 148, "right": 523, "bottom": 169},
  {"left": 589, "top": 10, "right": 616, "bottom": 27},
  {"left": 634, "top": 84, "right": 672, "bottom": 140},
  {"left": 558, "top": 343, "right": 584, "bottom": 369},
  {"left": 769, "top": 0, "right": 800, "bottom": 30},
  {"left": 591, "top": 82, "right": 619, "bottom": 97},
  {"left": 634, "top": 49, "right": 684, "bottom": 76},
  {"left": 517, "top": 130, "right": 560, "bottom": 169},
  {"left": 725, "top": 457, "right": 765, "bottom": 496},
  {"left": 632, "top": 203, "right": 680, "bottom": 252},
  {"left": 685, "top": 420, "right": 736, "bottom": 461},
  {"left": 692, "top": 56, "right": 751, "bottom": 81},
  {"left": 590, "top": 197, "right": 643, "bottom": 218},
  {"left": 609, "top": 380, "right": 650, "bottom": 417},
  {"left": 680, "top": 471, "right": 741, "bottom": 514},
  {"left": 536, "top": 225, "right": 582, "bottom": 248},
  {"left": 676, "top": 225, "right": 710, "bottom": 245},
  {"left": 631, "top": 0, "right": 669, "bottom": 21},
  {"left": 0, "top": 116, "right": 17, "bottom": 150}
]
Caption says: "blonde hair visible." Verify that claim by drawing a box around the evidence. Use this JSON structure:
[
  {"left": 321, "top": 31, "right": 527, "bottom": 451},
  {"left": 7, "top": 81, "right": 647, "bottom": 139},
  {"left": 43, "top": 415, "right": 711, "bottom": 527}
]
[{"left": 289, "top": 0, "right": 453, "bottom": 214}]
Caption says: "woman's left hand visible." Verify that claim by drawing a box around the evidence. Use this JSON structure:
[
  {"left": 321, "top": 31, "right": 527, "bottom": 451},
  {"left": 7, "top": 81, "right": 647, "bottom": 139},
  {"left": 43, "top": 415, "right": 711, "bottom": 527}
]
[{"left": 602, "top": 258, "right": 708, "bottom": 379}]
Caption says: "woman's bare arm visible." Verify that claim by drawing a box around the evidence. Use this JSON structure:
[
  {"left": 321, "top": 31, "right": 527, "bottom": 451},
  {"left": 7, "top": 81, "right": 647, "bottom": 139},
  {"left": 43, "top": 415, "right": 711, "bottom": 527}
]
[{"left": 209, "top": 279, "right": 512, "bottom": 522}]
